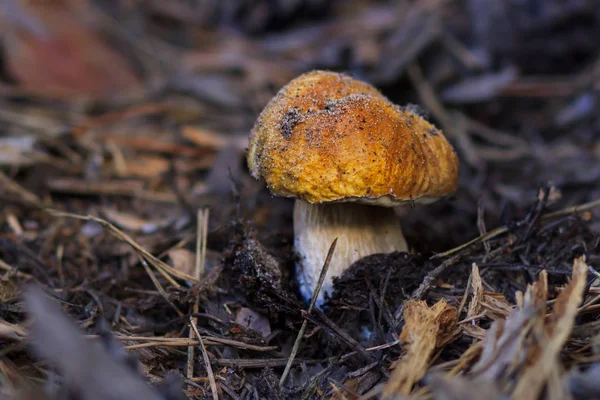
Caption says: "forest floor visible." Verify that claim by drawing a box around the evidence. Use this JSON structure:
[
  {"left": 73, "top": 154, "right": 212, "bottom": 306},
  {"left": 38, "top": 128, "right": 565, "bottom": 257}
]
[{"left": 0, "top": 1, "right": 600, "bottom": 399}]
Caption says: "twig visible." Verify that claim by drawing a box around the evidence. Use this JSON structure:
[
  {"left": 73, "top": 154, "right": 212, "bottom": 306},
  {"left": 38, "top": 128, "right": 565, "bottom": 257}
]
[
  {"left": 189, "top": 316, "right": 219, "bottom": 400},
  {"left": 279, "top": 238, "right": 338, "bottom": 387},
  {"left": 431, "top": 226, "right": 508, "bottom": 259},
  {"left": 540, "top": 198, "right": 600, "bottom": 220}
]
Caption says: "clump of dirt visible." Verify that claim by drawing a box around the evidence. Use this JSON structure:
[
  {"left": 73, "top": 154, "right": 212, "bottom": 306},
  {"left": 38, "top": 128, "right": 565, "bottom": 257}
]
[{"left": 222, "top": 221, "right": 302, "bottom": 320}]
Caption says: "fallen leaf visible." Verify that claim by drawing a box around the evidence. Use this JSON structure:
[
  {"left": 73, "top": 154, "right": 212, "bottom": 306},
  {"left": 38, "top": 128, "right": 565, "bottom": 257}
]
[
  {"left": 2, "top": 0, "right": 141, "bottom": 98},
  {"left": 383, "top": 299, "right": 458, "bottom": 396},
  {"left": 235, "top": 307, "right": 271, "bottom": 339},
  {"left": 166, "top": 249, "right": 196, "bottom": 278},
  {"left": 116, "top": 155, "right": 169, "bottom": 179},
  {"left": 101, "top": 208, "right": 171, "bottom": 234},
  {"left": 182, "top": 126, "right": 228, "bottom": 149}
]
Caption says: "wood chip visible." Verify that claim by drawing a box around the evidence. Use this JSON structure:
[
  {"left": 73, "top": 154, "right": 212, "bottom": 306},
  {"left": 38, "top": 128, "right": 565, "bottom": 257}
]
[
  {"left": 512, "top": 256, "right": 588, "bottom": 400},
  {"left": 383, "top": 299, "right": 458, "bottom": 396},
  {"left": 471, "top": 271, "right": 548, "bottom": 380},
  {"left": 461, "top": 263, "right": 512, "bottom": 340}
]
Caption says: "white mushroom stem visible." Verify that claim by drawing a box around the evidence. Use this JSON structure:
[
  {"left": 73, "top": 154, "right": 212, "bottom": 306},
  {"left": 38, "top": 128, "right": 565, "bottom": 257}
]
[{"left": 294, "top": 200, "right": 407, "bottom": 307}]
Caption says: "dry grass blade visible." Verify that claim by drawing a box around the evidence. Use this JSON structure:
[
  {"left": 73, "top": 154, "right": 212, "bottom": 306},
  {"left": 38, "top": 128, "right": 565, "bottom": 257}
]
[
  {"left": 46, "top": 210, "right": 198, "bottom": 284},
  {"left": 383, "top": 299, "right": 458, "bottom": 396},
  {"left": 512, "top": 256, "right": 588, "bottom": 400},
  {"left": 279, "top": 238, "right": 338, "bottom": 387},
  {"left": 189, "top": 316, "right": 219, "bottom": 400},
  {"left": 0, "top": 171, "right": 44, "bottom": 208},
  {"left": 431, "top": 226, "right": 509, "bottom": 259},
  {"left": 188, "top": 208, "right": 209, "bottom": 381},
  {"left": 120, "top": 336, "right": 277, "bottom": 352},
  {"left": 540, "top": 198, "right": 600, "bottom": 220}
]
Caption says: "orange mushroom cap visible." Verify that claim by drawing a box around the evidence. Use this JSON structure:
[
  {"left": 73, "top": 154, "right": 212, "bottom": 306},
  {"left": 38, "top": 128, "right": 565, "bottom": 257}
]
[{"left": 247, "top": 70, "right": 459, "bottom": 205}]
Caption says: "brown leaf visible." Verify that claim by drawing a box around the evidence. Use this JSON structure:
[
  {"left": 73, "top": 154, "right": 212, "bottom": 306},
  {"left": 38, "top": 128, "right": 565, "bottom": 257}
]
[
  {"left": 182, "top": 126, "right": 228, "bottom": 149},
  {"left": 116, "top": 155, "right": 170, "bottom": 179},
  {"left": 166, "top": 249, "right": 197, "bottom": 278},
  {"left": 383, "top": 299, "right": 458, "bottom": 396},
  {"left": 2, "top": 1, "right": 141, "bottom": 98},
  {"left": 235, "top": 308, "right": 271, "bottom": 339}
]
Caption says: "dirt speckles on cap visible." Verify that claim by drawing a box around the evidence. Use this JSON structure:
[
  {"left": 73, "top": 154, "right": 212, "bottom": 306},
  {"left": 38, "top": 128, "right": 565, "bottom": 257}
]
[{"left": 280, "top": 108, "right": 301, "bottom": 139}]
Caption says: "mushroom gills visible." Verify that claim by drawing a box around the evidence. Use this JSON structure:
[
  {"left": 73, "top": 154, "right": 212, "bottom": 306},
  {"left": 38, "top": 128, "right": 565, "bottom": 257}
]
[{"left": 294, "top": 200, "right": 407, "bottom": 307}]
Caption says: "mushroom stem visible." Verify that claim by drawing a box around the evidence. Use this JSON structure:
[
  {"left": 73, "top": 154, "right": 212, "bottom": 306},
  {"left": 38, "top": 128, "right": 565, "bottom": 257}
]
[{"left": 294, "top": 200, "right": 407, "bottom": 306}]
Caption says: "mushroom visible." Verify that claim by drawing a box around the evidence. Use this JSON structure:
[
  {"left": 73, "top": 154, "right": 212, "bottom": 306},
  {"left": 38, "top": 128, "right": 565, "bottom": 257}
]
[{"left": 247, "top": 71, "right": 459, "bottom": 306}]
